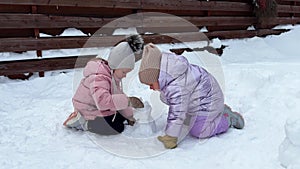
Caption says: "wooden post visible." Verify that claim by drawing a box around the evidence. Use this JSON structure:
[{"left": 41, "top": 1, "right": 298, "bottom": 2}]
[
  {"left": 206, "top": 10, "right": 211, "bottom": 32},
  {"left": 31, "top": 5, "right": 44, "bottom": 77},
  {"left": 293, "top": 1, "right": 296, "bottom": 20}
]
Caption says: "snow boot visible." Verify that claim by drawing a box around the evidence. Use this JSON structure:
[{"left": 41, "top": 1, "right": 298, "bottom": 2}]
[
  {"left": 223, "top": 104, "right": 245, "bottom": 129},
  {"left": 63, "top": 112, "right": 88, "bottom": 131}
]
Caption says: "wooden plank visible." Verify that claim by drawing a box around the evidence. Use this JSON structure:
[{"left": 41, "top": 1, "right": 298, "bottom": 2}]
[
  {"left": 0, "top": 55, "right": 96, "bottom": 76},
  {"left": 140, "top": 9, "right": 207, "bottom": 17},
  {"left": 0, "top": 0, "right": 141, "bottom": 8},
  {"left": 36, "top": 6, "right": 133, "bottom": 17},
  {"left": 206, "top": 29, "right": 289, "bottom": 39},
  {"left": 0, "top": 14, "right": 258, "bottom": 29},
  {"left": 0, "top": 35, "right": 189, "bottom": 52},
  {"left": 278, "top": 4, "right": 300, "bottom": 13},
  {"left": 277, "top": 0, "right": 296, "bottom": 6},
  {"left": 279, "top": 0, "right": 300, "bottom": 2},
  {"left": 256, "top": 17, "right": 300, "bottom": 29},
  {"left": 156, "top": 16, "right": 256, "bottom": 27},
  {"left": 0, "top": 29, "right": 34, "bottom": 38},
  {"left": 206, "top": 25, "right": 249, "bottom": 32},
  {"left": 2, "top": 13, "right": 299, "bottom": 35},
  {"left": 0, "top": 4, "right": 31, "bottom": 13},
  {"left": 271, "top": 17, "right": 300, "bottom": 24},
  {"left": 0, "top": 14, "right": 113, "bottom": 29},
  {"left": 206, "top": 10, "right": 252, "bottom": 17},
  {"left": 0, "top": 44, "right": 228, "bottom": 76},
  {"left": 0, "top": 0, "right": 252, "bottom": 12},
  {"left": 141, "top": 1, "right": 252, "bottom": 12},
  {"left": 2, "top": 13, "right": 299, "bottom": 32},
  {"left": 0, "top": 30, "right": 290, "bottom": 52},
  {"left": 0, "top": 36, "right": 114, "bottom": 52}
]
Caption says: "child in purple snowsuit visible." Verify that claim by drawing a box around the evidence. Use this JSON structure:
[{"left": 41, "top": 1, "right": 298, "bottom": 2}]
[{"left": 138, "top": 43, "right": 245, "bottom": 149}]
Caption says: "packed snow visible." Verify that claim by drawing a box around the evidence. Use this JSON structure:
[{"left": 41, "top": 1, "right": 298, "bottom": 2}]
[
  {"left": 279, "top": 117, "right": 300, "bottom": 168},
  {"left": 1, "top": 25, "right": 300, "bottom": 169}
]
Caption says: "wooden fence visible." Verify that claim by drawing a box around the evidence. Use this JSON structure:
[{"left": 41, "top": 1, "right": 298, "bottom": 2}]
[{"left": 0, "top": 0, "right": 299, "bottom": 77}]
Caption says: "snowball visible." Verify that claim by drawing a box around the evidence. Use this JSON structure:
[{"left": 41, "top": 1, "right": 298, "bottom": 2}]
[
  {"left": 287, "top": 163, "right": 300, "bottom": 169},
  {"left": 285, "top": 117, "right": 300, "bottom": 146},
  {"left": 123, "top": 101, "right": 162, "bottom": 138},
  {"left": 279, "top": 138, "right": 300, "bottom": 168}
]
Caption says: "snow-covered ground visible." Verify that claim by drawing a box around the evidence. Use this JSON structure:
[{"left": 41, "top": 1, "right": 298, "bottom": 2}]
[{"left": 1, "top": 25, "right": 300, "bottom": 169}]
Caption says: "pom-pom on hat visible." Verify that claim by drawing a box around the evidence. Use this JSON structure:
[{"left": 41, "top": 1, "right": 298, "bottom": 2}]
[
  {"left": 139, "top": 43, "right": 162, "bottom": 85},
  {"left": 108, "top": 34, "right": 144, "bottom": 70}
]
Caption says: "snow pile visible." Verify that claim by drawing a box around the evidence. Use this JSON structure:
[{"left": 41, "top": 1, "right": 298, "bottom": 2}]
[{"left": 279, "top": 117, "right": 300, "bottom": 168}]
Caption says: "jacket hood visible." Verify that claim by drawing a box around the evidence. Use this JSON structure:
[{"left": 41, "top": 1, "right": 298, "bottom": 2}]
[
  {"left": 83, "top": 59, "right": 111, "bottom": 78},
  {"left": 159, "top": 53, "right": 188, "bottom": 90}
]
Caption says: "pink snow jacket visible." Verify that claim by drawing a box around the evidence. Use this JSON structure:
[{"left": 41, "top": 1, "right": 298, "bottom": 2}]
[
  {"left": 158, "top": 53, "right": 224, "bottom": 138},
  {"left": 72, "top": 59, "right": 133, "bottom": 120}
]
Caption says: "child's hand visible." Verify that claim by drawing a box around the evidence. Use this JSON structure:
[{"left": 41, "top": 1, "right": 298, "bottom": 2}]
[
  {"left": 129, "top": 97, "right": 144, "bottom": 108},
  {"left": 157, "top": 135, "right": 178, "bottom": 149},
  {"left": 126, "top": 117, "right": 136, "bottom": 126}
]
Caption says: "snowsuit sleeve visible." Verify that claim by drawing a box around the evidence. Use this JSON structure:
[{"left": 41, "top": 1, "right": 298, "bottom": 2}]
[
  {"left": 164, "top": 84, "right": 191, "bottom": 137},
  {"left": 89, "top": 74, "right": 129, "bottom": 111}
]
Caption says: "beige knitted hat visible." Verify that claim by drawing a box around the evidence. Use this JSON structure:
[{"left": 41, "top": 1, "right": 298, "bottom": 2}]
[{"left": 138, "top": 43, "right": 162, "bottom": 85}]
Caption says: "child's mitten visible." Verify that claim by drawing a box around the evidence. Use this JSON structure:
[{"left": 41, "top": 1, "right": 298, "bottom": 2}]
[
  {"left": 157, "top": 135, "right": 178, "bottom": 149},
  {"left": 126, "top": 117, "right": 136, "bottom": 126},
  {"left": 129, "top": 97, "right": 144, "bottom": 108}
]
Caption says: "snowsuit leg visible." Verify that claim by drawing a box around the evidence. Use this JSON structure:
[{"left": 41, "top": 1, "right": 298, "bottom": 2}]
[
  {"left": 87, "top": 112, "right": 127, "bottom": 135},
  {"left": 189, "top": 113, "right": 229, "bottom": 138}
]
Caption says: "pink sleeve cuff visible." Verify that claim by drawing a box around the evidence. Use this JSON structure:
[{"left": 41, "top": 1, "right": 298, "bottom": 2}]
[{"left": 119, "top": 107, "right": 134, "bottom": 119}]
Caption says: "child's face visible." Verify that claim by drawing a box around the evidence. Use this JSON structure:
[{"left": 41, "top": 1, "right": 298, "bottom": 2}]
[
  {"left": 149, "top": 82, "right": 160, "bottom": 91},
  {"left": 114, "top": 68, "right": 132, "bottom": 79}
]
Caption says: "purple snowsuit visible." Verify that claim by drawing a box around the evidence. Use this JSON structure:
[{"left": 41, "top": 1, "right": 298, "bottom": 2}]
[{"left": 158, "top": 52, "right": 229, "bottom": 138}]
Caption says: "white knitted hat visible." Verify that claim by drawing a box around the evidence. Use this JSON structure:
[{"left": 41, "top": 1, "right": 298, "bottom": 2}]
[{"left": 108, "top": 35, "right": 144, "bottom": 70}]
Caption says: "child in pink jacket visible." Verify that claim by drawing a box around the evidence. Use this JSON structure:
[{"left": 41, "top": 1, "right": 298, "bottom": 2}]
[{"left": 63, "top": 35, "right": 144, "bottom": 135}]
